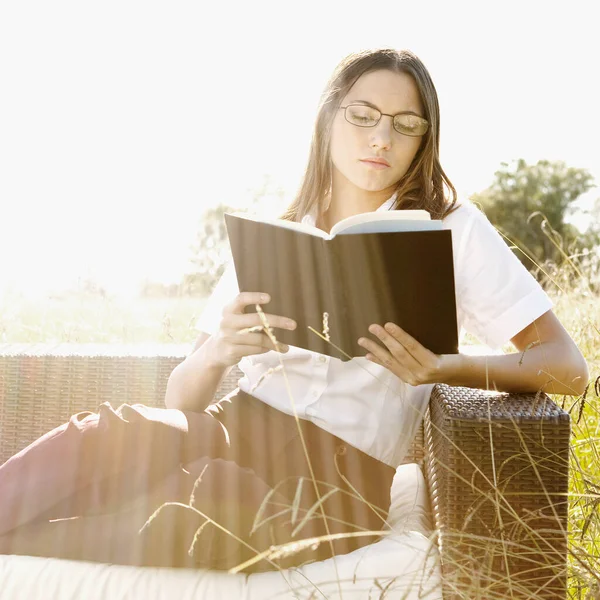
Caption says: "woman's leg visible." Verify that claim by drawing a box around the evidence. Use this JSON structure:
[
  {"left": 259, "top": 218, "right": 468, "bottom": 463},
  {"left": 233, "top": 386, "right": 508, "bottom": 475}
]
[
  {"left": 209, "top": 389, "right": 396, "bottom": 565},
  {"left": 0, "top": 454, "right": 293, "bottom": 572},
  {"left": 0, "top": 393, "right": 301, "bottom": 572},
  {"left": 0, "top": 389, "right": 394, "bottom": 572},
  {"left": 0, "top": 401, "right": 230, "bottom": 536}
]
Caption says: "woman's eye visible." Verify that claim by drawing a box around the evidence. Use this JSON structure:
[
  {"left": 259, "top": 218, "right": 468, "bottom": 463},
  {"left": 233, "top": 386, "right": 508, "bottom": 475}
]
[{"left": 348, "top": 110, "right": 377, "bottom": 125}]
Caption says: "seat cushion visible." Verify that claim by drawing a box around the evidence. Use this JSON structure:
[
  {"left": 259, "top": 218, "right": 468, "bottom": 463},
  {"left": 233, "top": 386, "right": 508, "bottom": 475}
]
[{"left": 0, "top": 464, "right": 442, "bottom": 599}]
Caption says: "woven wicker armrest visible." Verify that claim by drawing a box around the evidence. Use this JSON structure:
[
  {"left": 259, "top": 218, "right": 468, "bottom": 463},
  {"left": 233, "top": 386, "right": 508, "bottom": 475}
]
[{"left": 425, "top": 383, "right": 570, "bottom": 600}]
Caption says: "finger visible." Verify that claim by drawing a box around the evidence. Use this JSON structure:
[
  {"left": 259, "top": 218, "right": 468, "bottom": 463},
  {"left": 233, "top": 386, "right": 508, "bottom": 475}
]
[
  {"left": 238, "top": 324, "right": 265, "bottom": 335},
  {"left": 226, "top": 331, "right": 289, "bottom": 353},
  {"left": 228, "top": 292, "right": 271, "bottom": 315},
  {"left": 257, "top": 332, "right": 289, "bottom": 353},
  {"left": 381, "top": 323, "right": 439, "bottom": 364},
  {"left": 358, "top": 337, "right": 412, "bottom": 378},
  {"left": 226, "top": 311, "right": 297, "bottom": 334},
  {"left": 230, "top": 343, "right": 290, "bottom": 360},
  {"left": 241, "top": 342, "right": 290, "bottom": 355},
  {"left": 229, "top": 293, "right": 297, "bottom": 332},
  {"left": 238, "top": 339, "right": 290, "bottom": 354},
  {"left": 363, "top": 325, "right": 423, "bottom": 371}
]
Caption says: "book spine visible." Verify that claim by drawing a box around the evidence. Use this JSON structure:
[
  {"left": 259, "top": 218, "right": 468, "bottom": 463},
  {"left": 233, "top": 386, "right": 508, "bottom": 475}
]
[{"left": 323, "top": 238, "right": 351, "bottom": 359}]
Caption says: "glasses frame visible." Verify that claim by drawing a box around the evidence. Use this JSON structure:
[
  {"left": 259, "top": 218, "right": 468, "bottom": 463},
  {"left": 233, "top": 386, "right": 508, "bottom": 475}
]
[{"left": 338, "top": 104, "right": 429, "bottom": 137}]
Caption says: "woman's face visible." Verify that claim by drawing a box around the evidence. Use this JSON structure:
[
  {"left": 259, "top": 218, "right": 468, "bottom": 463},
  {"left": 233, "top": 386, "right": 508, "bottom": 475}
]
[{"left": 330, "top": 69, "right": 425, "bottom": 196}]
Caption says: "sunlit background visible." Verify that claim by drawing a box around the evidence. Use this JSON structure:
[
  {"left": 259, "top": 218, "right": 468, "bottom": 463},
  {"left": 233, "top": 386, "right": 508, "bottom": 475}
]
[{"left": 1, "top": 0, "right": 598, "bottom": 297}]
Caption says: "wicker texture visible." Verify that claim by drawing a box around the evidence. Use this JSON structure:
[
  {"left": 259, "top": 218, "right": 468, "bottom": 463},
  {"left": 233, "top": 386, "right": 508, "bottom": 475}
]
[
  {"left": 0, "top": 344, "right": 239, "bottom": 463},
  {"left": 425, "top": 383, "right": 570, "bottom": 599},
  {"left": 0, "top": 344, "right": 569, "bottom": 598},
  {"left": 0, "top": 345, "right": 423, "bottom": 467}
]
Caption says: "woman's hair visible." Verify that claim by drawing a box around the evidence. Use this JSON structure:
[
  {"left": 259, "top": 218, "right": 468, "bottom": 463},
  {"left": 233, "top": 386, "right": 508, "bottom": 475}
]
[{"left": 278, "top": 48, "right": 459, "bottom": 222}]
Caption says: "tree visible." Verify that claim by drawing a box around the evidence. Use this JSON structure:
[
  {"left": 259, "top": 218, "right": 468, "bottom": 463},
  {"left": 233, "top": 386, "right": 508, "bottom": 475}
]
[
  {"left": 184, "top": 203, "right": 238, "bottom": 296},
  {"left": 578, "top": 196, "right": 600, "bottom": 250},
  {"left": 471, "top": 159, "right": 596, "bottom": 269},
  {"left": 184, "top": 176, "right": 289, "bottom": 296}
]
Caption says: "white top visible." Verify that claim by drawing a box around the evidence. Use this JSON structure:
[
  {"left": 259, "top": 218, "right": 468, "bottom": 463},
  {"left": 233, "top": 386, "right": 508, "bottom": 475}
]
[{"left": 195, "top": 196, "right": 553, "bottom": 467}]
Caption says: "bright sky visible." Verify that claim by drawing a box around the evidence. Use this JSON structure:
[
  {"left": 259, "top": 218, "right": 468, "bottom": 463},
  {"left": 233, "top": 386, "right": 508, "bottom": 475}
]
[{"left": 1, "top": 0, "right": 599, "bottom": 296}]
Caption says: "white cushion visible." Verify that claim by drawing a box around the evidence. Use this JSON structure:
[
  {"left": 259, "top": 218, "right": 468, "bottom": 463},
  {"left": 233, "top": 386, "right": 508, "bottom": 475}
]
[{"left": 0, "top": 463, "right": 442, "bottom": 599}]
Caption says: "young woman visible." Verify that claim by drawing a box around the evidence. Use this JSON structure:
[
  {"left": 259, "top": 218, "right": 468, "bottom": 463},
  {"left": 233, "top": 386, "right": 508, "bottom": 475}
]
[
  {"left": 1, "top": 48, "right": 589, "bottom": 575},
  {"left": 162, "top": 47, "right": 588, "bottom": 569}
]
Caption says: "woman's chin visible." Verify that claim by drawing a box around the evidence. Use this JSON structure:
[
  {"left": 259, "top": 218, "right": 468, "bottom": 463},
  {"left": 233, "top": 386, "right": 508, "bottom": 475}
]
[
  {"left": 353, "top": 177, "right": 397, "bottom": 194},
  {"left": 333, "top": 166, "right": 398, "bottom": 194}
]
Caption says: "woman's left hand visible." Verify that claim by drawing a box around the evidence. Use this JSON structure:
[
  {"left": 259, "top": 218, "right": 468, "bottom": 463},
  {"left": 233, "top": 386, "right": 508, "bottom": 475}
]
[{"left": 357, "top": 323, "right": 445, "bottom": 386}]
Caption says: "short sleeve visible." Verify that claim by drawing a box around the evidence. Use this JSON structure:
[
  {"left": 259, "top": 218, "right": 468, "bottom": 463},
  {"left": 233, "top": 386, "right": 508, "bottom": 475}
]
[
  {"left": 194, "top": 261, "right": 240, "bottom": 336},
  {"left": 448, "top": 202, "right": 553, "bottom": 350}
]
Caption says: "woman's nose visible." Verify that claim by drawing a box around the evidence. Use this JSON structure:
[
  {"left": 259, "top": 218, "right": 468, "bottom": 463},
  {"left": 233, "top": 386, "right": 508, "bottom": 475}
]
[{"left": 369, "top": 116, "right": 393, "bottom": 149}]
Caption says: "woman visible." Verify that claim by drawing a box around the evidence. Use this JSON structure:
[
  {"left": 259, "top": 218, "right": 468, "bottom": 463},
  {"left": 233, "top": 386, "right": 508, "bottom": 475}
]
[
  {"left": 1, "top": 48, "right": 589, "bottom": 574},
  {"left": 164, "top": 47, "right": 588, "bottom": 568}
]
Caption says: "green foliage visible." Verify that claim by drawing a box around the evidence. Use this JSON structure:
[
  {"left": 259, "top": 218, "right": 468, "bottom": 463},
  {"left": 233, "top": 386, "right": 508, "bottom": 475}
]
[
  {"left": 471, "top": 159, "right": 597, "bottom": 269},
  {"left": 0, "top": 290, "right": 206, "bottom": 344},
  {"left": 185, "top": 176, "right": 289, "bottom": 295},
  {"left": 187, "top": 203, "right": 238, "bottom": 296},
  {"left": 578, "top": 196, "right": 600, "bottom": 251}
]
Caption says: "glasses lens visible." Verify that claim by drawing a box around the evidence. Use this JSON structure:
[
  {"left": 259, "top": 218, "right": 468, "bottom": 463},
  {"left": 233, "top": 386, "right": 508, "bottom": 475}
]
[
  {"left": 393, "top": 114, "right": 429, "bottom": 136},
  {"left": 345, "top": 105, "right": 380, "bottom": 127}
]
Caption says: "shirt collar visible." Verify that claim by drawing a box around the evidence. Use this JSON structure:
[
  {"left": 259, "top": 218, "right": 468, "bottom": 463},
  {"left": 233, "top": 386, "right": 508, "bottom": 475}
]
[{"left": 301, "top": 191, "right": 398, "bottom": 227}]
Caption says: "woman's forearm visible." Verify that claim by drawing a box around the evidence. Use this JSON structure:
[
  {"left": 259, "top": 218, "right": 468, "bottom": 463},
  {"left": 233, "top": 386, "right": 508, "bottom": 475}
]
[
  {"left": 165, "top": 337, "right": 233, "bottom": 412},
  {"left": 439, "top": 342, "right": 589, "bottom": 396}
]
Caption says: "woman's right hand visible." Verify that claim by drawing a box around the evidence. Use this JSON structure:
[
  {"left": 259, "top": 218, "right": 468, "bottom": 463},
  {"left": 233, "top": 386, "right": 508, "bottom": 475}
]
[{"left": 209, "top": 292, "right": 297, "bottom": 368}]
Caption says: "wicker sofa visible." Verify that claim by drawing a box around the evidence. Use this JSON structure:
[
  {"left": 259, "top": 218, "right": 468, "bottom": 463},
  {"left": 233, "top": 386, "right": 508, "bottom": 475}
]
[{"left": 0, "top": 343, "right": 570, "bottom": 599}]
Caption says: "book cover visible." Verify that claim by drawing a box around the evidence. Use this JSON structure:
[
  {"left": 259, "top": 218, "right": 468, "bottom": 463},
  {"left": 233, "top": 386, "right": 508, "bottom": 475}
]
[{"left": 224, "top": 211, "right": 459, "bottom": 361}]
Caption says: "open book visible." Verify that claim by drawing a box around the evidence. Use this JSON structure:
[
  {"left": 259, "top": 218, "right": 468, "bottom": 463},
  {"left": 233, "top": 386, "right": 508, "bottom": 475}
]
[
  {"left": 258, "top": 208, "right": 442, "bottom": 238},
  {"left": 224, "top": 210, "right": 458, "bottom": 361}
]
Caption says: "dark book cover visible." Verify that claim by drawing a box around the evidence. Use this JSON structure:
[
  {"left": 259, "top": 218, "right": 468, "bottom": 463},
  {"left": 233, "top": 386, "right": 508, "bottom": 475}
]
[{"left": 224, "top": 213, "right": 459, "bottom": 361}]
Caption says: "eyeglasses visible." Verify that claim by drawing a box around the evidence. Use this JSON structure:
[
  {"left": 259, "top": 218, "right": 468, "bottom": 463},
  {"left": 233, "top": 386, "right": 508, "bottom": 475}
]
[{"left": 338, "top": 104, "right": 429, "bottom": 137}]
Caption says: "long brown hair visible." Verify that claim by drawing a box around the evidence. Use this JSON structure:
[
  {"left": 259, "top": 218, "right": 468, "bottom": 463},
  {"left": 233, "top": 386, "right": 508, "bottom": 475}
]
[{"left": 278, "top": 48, "right": 459, "bottom": 222}]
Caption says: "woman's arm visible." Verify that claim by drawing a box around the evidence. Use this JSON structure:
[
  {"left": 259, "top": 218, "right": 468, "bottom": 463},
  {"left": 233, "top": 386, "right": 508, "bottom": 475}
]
[
  {"left": 164, "top": 332, "right": 233, "bottom": 412},
  {"left": 439, "top": 310, "right": 589, "bottom": 395},
  {"left": 358, "top": 310, "right": 589, "bottom": 396}
]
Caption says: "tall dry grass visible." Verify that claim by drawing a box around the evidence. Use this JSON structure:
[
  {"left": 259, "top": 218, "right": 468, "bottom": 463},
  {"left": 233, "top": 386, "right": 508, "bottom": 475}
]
[{"left": 546, "top": 253, "right": 600, "bottom": 599}]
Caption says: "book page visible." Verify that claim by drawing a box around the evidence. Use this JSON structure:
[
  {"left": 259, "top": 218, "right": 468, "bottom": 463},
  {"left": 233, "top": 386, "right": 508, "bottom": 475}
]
[
  {"left": 226, "top": 211, "right": 328, "bottom": 239},
  {"left": 225, "top": 210, "right": 441, "bottom": 241},
  {"left": 330, "top": 210, "right": 441, "bottom": 237}
]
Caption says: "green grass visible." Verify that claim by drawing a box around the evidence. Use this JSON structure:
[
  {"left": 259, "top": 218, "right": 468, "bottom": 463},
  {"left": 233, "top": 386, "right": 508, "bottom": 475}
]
[
  {"left": 556, "top": 291, "right": 600, "bottom": 597},
  {"left": 0, "top": 290, "right": 206, "bottom": 345}
]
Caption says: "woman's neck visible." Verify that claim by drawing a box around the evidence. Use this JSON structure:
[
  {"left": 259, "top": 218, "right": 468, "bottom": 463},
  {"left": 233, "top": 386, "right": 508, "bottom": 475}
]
[{"left": 318, "top": 173, "right": 396, "bottom": 233}]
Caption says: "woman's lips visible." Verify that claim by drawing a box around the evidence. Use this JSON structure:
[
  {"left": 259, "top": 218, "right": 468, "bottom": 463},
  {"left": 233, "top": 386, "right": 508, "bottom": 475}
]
[{"left": 360, "top": 159, "right": 390, "bottom": 170}]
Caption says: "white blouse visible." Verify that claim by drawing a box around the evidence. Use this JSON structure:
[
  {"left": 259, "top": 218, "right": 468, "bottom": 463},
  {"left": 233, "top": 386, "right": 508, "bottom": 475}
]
[{"left": 195, "top": 197, "right": 553, "bottom": 467}]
